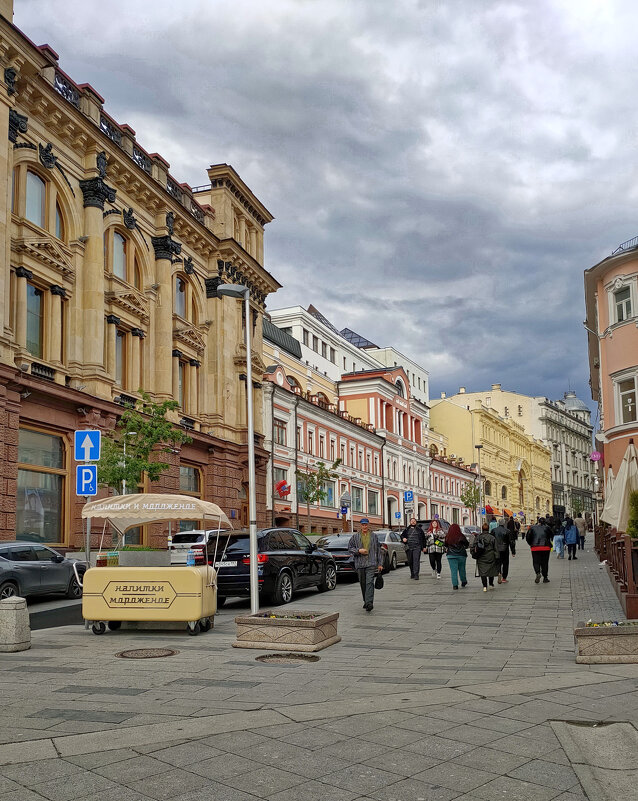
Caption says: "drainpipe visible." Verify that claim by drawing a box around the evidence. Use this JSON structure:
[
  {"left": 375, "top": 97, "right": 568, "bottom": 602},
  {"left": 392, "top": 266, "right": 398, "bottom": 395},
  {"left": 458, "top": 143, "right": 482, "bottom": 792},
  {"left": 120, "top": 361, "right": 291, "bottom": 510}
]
[
  {"left": 270, "top": 383, "right": 275, "bottom": 527},
  {"left": 293, "top": 395, "right": 300, "bottom": 531},
  {"left": 380, "top": 437, "right": 386, "bottom": 527}
]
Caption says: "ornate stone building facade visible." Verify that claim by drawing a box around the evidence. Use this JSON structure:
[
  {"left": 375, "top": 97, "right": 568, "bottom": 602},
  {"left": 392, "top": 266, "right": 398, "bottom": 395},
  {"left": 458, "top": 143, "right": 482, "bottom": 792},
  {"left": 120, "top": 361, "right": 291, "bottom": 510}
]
[{"left": 0, "top": 2, "right": 280, "bottom": 547}]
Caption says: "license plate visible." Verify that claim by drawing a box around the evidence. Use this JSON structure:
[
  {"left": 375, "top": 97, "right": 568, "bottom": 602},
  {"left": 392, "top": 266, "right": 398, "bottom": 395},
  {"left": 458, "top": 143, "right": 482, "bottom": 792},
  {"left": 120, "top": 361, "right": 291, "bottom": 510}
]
[{"left": 215, "top": 560, "right": 237, "bottom": 568}]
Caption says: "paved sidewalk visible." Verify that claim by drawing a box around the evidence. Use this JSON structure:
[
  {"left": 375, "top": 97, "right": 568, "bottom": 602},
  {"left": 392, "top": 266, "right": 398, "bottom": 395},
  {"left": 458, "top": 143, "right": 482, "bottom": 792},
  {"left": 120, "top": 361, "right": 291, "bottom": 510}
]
[{"left": 1, "top": 543, "right": 636, "bottom": 801}]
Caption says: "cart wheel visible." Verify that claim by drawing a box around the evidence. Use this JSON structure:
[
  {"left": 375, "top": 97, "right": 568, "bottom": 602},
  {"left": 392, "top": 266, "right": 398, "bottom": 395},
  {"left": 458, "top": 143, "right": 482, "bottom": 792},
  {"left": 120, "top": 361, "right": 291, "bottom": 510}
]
[
  {"left": 107, "top": 621, "right": 121, "bottom": 631},
  {"left": 200, "top": 618, "right": 212, "bottom": 632},
  {"left": 187, "top": 621, "right": 201, "bottom": 636},
  {"left": 91, "top": 622, "right": 106, "bottom": 635}
]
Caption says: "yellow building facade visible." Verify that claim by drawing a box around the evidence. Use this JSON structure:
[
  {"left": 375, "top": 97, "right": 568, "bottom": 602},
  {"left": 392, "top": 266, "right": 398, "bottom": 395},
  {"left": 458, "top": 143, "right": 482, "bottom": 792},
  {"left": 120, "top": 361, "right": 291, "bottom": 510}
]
[
  {"left": 430, "top": 398, "right": 552, "bottom": 521},
  {"left": 0, "top": 2, "right": 280, "bottom": 545}
]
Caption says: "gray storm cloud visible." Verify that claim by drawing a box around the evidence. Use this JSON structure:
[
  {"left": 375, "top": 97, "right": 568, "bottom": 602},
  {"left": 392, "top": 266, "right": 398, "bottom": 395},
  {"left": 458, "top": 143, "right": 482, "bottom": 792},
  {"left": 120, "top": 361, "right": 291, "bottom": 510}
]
[{"left": 15, "top": 0, "right": 638, "bottom": 409}]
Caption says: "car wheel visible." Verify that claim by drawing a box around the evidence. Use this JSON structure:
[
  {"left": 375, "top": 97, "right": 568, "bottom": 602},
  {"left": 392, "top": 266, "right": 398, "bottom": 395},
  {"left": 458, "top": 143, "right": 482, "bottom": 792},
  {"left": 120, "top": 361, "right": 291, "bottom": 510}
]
[
  {"left": 318, "top": 564, "right": 337, "bottom": 592},
  {"left": 67, "top": 575, "right": 83, "bottom": 599},
  {"left": 0, "top": 581, "right": 18, "bottom": 600},
  {"left": 390, "top": 553, "right": 397, "bottom": 571},
  {"left": 216, "top": 595, "right": 227, "bottom": 608},
  {"left": 272, "top": 571, "right": 293, "bottom": 605}
]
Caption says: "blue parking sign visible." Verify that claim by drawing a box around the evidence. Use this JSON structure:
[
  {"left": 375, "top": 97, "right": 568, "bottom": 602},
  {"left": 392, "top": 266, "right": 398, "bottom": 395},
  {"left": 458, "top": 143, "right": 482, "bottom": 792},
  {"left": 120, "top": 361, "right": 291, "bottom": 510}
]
[
  {"left": 394, "top": 512, "right": 401, "bottom": 519},
  {"left": 76, "top": 464, "right": 97, "bottom": 496},
  {"left": 341, "top": 506, "right": 349, "bottom": 515},
  {"left": 404, "top": 490, "right": 413, "bottom": 503}
]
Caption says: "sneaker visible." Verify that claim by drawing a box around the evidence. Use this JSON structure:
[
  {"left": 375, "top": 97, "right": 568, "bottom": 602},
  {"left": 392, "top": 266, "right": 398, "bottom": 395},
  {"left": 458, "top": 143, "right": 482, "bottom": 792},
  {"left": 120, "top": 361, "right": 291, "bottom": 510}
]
[
  {"left": 489, "top": 586, "right": 494, "bottom": 590},
  {"left": 483, "top": 587, "right": 487, "bottom": 592},
  {"left": 497, "top": 574, "right": 502, "bottom": 584},
  {"left": 543, "top": 578, "right": 550, "bottom": 583},
  {"left": 501, "top": 579, "right": 508, "bottom": 583},
  {"left": 461, "top": 582, "right": 468, "bottom": 588},
  {"left": 535, "top": 574, "right": 541, "bottom": 584},
  {"left": 573, "top": 557, "right": 578, "bottom": 560},
  {"left": 414, "top": 576, "right": 419, "bottom": 581},
  {"left": 453, "top": 586, "right": 458, "bottom": 590},
  {"left": 436, "top": 573, "right": 441, "bottom": 580}
]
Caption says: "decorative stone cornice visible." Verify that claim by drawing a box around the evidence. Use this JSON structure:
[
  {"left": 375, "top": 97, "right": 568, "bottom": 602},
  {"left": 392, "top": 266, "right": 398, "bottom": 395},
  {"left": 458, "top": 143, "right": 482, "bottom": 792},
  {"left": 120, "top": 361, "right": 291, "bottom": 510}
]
[
  {"left": 106, "top": 314, "right": 121, "bottom": 325},
  {"left": 189, "top": 358, "right": 200, "bottom": 367},
  {"left": 151, "top": 234, "right": 181, "bottom": 261},
  {"left": 131, "top": 327, "right": 145, "bottom": 338},
  {"left": 172, "top": 348, "right": 183, "bottom": 359},
  {"left": 79, "top": 176, "right": 116, "bottom": 210},
  {"left": 105, "top": 288, "right": 150, "bottom": 324},
  {"left": 8, "top": 108, "right": 28, "bottom": 143},
  {"left": 173, "top": 324, "right": 205, "bottom": 355},
  {"left": 13, "top": 236, "right": 75, "bottom": 280},
  {"left": 15, "top": 266, "right": 33, "bottom": 279},
  {"left": 50, "top": 284, "right": 66, "bottom": 297}
]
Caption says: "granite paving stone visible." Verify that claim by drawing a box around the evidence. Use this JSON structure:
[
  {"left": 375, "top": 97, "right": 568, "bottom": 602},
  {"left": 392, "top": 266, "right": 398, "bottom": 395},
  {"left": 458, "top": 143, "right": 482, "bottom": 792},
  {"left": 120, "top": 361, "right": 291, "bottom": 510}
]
[
  {"left": 93, "top": 755, "right": 174, "bottom": 782},
  {"left": 506, "top": 759, "right": 582, "bottom": 792},
  {"left": 322, "top": 765, "right": 404, "bottom": 794},
  {"left": 222, "top": 765, "right": 306, "bottom": 796},
  {"left": 370, "top": 778, "right": 462, "bottom": 801},
  {"left": 413, "top": 762, "right": 500, "bottom": 792},
  {"left": 31, "top": 773, "right": 118, "bottom": 801},
  {"left": 125, "top": 768, "right": 212, "bottom": 800},
  {"left": 472, "top": 775, "right": 563, "bottom": 801}
]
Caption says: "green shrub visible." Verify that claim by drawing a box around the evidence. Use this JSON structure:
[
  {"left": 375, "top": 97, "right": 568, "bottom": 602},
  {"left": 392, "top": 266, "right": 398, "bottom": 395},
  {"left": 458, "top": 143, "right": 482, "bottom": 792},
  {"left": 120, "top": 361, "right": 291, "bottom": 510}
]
[
  {"left": 119, "top": 545, "right": 164, "bottom": 551},
  {"left": 627, "top": 490, "right": 638, "bottom": 539}
]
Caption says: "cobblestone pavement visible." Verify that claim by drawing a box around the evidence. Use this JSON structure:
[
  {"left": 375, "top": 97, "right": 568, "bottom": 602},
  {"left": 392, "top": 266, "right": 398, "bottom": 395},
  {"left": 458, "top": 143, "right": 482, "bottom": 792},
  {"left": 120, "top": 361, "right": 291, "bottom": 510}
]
[{"left": 1, "top": 542, "right": 636, "bottom": 801}]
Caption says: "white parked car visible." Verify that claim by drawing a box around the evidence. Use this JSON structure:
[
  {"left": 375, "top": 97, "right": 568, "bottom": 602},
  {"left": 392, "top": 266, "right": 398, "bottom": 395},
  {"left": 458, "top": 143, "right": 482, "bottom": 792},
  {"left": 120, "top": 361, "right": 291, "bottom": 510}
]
[{"left": 168, "top": 530, "right": 227, "bottom": 565}]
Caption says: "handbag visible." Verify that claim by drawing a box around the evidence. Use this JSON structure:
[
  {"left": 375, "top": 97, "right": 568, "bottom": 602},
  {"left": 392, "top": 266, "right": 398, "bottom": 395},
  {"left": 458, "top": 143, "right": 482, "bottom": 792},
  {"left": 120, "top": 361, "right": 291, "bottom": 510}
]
[{"left": 374, "top": 573, "right": 384, "bottom": 590}]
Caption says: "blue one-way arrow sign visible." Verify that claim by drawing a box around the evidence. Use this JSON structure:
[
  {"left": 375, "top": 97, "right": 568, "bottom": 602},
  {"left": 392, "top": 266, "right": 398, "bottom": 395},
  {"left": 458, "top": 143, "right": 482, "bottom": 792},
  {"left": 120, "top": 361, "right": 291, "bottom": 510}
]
[
  {"left": 74, "top": 429, "right": 101, "bottom": 462},
  {"left": 76, "top": 464, "right": 98, "bottom": 496}
]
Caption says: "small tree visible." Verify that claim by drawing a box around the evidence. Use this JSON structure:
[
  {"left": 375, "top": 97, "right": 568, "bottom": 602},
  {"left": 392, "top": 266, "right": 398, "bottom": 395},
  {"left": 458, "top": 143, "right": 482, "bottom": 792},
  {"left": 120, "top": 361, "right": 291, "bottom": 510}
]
[
  {"left": 571, "top": 496, "right": 583, "bottom": 517},
  {"left": 627, "top": 490, "right": 638, "bottom": 539},
  {"left": 295, "top": 459, "right": 342, "bottom": 533},
  {"left": 97, "top": 391, "right": 192, "bottom": 495},
  {"left": 460, "top": 482, "right": 481, "bottom": 525}
]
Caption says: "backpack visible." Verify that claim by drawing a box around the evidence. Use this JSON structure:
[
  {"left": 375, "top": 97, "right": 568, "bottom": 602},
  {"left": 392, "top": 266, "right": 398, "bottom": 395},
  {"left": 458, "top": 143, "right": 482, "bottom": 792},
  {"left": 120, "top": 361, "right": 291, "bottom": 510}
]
[{"left": 470, "top": 536, "right": 485, "bottom": 560}]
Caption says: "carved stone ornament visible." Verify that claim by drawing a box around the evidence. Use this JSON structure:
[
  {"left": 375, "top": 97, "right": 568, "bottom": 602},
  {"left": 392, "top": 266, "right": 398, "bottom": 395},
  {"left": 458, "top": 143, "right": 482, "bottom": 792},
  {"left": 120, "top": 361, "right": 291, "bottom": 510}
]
[
  {"left": 49, "top": 284, "right": 67, "bottom": 298},
  {"left": 151, "top": 234, "right": 181, "bottom": 261},
  {"left": 205, "top": 276, "right": 223, "bottom": 298},
  {"left": 183, "top": 255, "right": 195, "bottom": 274},
  {"left": 15, "top": 266, "right": 33, "bottom": 280},
  {"left": 105, "top": 289, "right": 150, "bottom": 324},
  {"left": 172, "top": 348, "right": 183, "bottom": 359},
  {"left": 39, "top": 142, "right": 58, "bottom": 170},
  {"left": 106, "top": 314, "right": 121, "bottom": 325},
  {"left": 612, "top": 276, "right": 626, "bottom": 292},
  {"left": 166, "top": 211, "right": 175, "bottom": 235},
  {"left": 79, "top": 177, "right": 117, "bottom": 210},
  {"left": 131, "top": 327, "right": 145, "bottom": 338},
  {"left": 4, "top": 66, "right": 17, "bottom": 96},
  {"left": 13, "top": 237, "right": 75, "bottom": 280},
  {"left": 123, "top": 207, "right": 137, "bottom": 230},
  {"left": 96, "top": 150, "right": 108, "bottom": 179},
  {"left": 8, "top": 108, "right": 28, "bottom": 143}
]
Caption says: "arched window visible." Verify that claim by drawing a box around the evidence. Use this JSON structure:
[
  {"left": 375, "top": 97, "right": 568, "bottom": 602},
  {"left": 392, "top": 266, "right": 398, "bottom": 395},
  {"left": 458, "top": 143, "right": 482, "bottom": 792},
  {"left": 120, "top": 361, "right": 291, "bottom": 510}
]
[
  {"left": 175, "top": 276, "right": 186, "bottom": 318},
  {"left": 501, "top": 486, "right": 507, "bottom": 500},
  {"left": 484, "top": 480, "right": 492, "bottom": 497},
  {"left": 104, "top": 229, "right": 143, "bottom": 287},
  {"left": 13, "top": 166, "right": 68, "bottom": 242},
  {"left": 287, "top": 375, "right": 302, "bottom": 391},
  {"left": 174, "top": 274, "right": 197, "bottom": 322},
  {"left": 25, "top": 170, "right": 45, "bottom": 228},
  {"left": 113, "top": 232, "right": 126, "bottom": 280},
  {"left": 55, "top": 202, "right": 64, "bottom": 240},
  {"left": 395, "top": 379, "right": 405, "bottom": 397},
  {"left": 429, "top": 444, "right": 438, "bottom": 458},
  {"left": 535, "top": 496, "right": 540, "bottom": 510},
  {"left": 316, "top": 392, "right": 329, "bottom": 405}
]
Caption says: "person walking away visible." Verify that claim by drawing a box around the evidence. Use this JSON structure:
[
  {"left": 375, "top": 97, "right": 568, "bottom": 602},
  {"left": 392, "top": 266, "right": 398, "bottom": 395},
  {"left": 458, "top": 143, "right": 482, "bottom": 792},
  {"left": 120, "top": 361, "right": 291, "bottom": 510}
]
[
  {"left": 348, "top": 518, "right": 384, "bottom": 612},
  {"left": 445, "top": 523, "right": 469, "bottom": 589},
  {"left": 488, "top": 516, "right": 498, "bottom": 533},
  {"left": 401, "top": 517, "right": 426, "bottom": 580},
  {"left": 473, "top": 522, "right": 499, "bottom": 591},
  {"left": 553, "top": 524, "right": 565, "bottom": 559},
  {"left": 426, "top": 520, "right": 445, "bottom": 580},
  {"left": 492, "top": 517, "right": 515, "bottom": 583},
  {"left": 564, "top": 517, "right": 579, "bottom": 560},
  {"left": 575, "top": 513, "right": 586, "bottom": 550},
  {"left": 526, "top": 518, "right": 553, "bottom": 583}
]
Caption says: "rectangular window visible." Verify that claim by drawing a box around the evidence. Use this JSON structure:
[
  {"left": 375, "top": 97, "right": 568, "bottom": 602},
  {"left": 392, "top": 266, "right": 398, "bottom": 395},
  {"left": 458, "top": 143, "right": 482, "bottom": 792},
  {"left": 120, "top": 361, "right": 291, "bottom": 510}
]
[
  {"left": 343, "top": 357, "right": 347, "bottom": 370},
  {"left": 619, "top": 378, "right": 637, "bottom": 423},
  {"left": 17, "top": 428, "right": 65, "bottom": 545},
  {"left": 350, "top": 446, "right": 355, "bottom": 466},
  {"left": 319, "top": 435, "right": 325, "bottom": 458},
  {"left": 297, "top": 426, "right": 302, "bottom": 451},
  {"left": 330, "top": 348, "right": 336, "bottom": 363},
  {"left": 321, "top": 480, "right": 335, "bottom": 507},
  {"left": 431, "top": 503, "right": 438, "bottom": 517},
  {"left": 308, "top": 432, "right": 314, "bottom": 455},
  {"left": 330, "top": 440, "right": 335, "bottom": 461},
  {"left": 321, "top": 342, "right": 327, "bottom": 358},
  {"left": 452, "top": 508, "right": 460, "bottom": 524},
  {"left": 352, "top": 486, "right": 363, "bottom": 512},
  {"left": 115, "top": 331, "right": 126, "bottom": 387},
  {"left": 340, "top": 444, "right": 345, "bottom": 462},
  {"left": 273, "top": 467, "right": 288, "bottom": 484},
  {"left": 179, "top": 465, "right": 200, "bottom": 495},
  {"left": 312, "top": 335, "right": 319, "bottom": 352},
  {"left": 26, "top": 283, "right": 43, "bottom": 358},
  {"left": 302, "top": 329, "right": 309, "bottom": 346},
  {"left": 615, "top": 287, "right": 632, "bottom": 322},
  {"left": 274, "top": 419, "right": 287, "bottom": 446},
  {"left": 368, "top": 490, "right": 379, "bottom": 516}
]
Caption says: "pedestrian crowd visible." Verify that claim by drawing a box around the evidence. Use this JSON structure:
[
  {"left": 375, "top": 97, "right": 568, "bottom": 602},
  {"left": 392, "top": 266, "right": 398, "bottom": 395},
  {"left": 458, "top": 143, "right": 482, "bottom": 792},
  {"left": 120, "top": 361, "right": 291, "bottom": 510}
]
[{"left": 348, "top": 510, "right": 592, "bottom": 612}]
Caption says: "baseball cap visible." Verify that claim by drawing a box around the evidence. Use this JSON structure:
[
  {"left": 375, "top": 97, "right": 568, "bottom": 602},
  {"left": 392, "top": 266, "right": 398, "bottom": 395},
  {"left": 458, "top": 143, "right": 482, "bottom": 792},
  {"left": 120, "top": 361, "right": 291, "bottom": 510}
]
[{"left": 360, "top": 518, "right": 369, "bottom": 524}]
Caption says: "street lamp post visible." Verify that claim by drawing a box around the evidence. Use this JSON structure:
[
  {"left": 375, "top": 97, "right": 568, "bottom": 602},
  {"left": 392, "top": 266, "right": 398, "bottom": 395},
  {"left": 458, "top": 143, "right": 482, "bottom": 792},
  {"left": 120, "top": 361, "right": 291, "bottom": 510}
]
[
  {"left": 217, "top": 283, "right": 259, "bottom": 614},
  {"left": 121, "top": 431, "right": 137, "bottom": 547},
  {"left": 475, "top": 445, "right": 483, "bottom": 528}
]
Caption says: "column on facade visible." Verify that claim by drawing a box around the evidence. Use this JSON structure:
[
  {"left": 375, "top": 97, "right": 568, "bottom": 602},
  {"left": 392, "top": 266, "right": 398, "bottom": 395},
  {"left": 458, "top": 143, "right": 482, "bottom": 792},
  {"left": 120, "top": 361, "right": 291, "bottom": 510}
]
[
  {"left": 238, "top": 216, "right": 247, "bottom": 249},
  {"left": 151, "top": 225, "right": 181, "bottom": 399},
  {"left": 130, "top": 328, "right": 144, "bottom": 392},
  {"left": 48, "top": 285, "right": 65, "bottom": 364},
  {"left": 105, "top": 315, "right": 119, "bottom": 379},
  {"left": 172, "top": 349, "right": 182, "bottom": 403},
  {"left": 189, "top": 358, "right": 200, "bottom": 416},
  {"left": 14, "top": 266, "right": 31, "bottom": 350},
  {"left": 249, "top": 227, "right": 257, "bottom": 257}
]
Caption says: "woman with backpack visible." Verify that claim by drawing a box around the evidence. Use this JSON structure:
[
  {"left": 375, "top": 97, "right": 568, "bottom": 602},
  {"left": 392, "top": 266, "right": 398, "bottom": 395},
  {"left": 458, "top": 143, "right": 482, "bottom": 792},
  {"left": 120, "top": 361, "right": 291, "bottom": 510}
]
[
  {"left": 472, "top": 522, "right": 499, "bottom": 591},
  {"left": 444, "top": 523, "right": 469, "bottom": 590},
  {"left": 425, "top": 520, "right": 445, "bottom": 580},
  {"left": 564, "top": 517, "right": 579, "bottom": 560}
]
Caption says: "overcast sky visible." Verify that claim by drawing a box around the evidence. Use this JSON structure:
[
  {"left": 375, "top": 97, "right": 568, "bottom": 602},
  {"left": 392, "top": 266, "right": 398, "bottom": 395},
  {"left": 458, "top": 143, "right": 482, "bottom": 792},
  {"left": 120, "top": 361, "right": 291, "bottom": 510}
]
[{"left": 15, "top": 0, "right": 638, "bottom": 416}]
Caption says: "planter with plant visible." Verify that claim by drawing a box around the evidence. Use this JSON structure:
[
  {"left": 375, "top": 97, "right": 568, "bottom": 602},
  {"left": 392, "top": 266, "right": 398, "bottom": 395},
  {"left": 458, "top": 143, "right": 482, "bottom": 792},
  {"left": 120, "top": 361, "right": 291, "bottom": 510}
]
[
  {"left": 233, "top": 610, "right": 341, "bottom": 652},
  {"left": 575, "top": 618, "right": 638, "bottom": 663}
]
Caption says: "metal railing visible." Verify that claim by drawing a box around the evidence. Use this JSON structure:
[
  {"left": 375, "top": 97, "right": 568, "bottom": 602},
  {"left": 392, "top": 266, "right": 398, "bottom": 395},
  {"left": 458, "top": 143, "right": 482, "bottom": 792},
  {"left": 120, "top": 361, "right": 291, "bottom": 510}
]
[
  {"left": 612, "top": 236, "right": 638, "bottom": 255},
  {"left": 595, "top": 526, "right": 638, "bottom": 596}
]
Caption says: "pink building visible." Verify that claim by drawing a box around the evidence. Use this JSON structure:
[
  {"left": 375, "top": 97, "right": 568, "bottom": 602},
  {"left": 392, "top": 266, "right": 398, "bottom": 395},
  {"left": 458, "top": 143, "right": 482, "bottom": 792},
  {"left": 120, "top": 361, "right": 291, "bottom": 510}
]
[{"left": 585, "top": 241, "right": 638, "bottom": 493}]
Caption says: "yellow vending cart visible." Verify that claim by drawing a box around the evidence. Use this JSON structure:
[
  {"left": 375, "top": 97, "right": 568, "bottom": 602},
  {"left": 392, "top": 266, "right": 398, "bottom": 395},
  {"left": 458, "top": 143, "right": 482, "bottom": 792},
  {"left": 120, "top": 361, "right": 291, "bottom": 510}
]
[{"left": 79, "top": 494, "right": 232, "bottom": 636}]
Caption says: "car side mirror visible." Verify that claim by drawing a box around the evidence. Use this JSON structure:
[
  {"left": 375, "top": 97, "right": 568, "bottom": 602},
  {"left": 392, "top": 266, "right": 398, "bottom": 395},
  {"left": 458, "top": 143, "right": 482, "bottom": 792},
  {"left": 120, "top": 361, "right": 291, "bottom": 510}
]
[
  {"left": 307, "top": 543, "right": 317, "bottom": 553},
  {"left": 52, "top": 554, "right": 64, "bottom": 563}
]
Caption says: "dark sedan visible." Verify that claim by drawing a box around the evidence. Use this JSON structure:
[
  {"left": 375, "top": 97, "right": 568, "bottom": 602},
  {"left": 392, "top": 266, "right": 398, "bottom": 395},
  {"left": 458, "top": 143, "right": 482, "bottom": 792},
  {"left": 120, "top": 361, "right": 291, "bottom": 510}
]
[
  {"left": 0, "top": 542, "right": 86, "bottom": 600},
  {"left": 314, "top": 534, "right": 356, "bottom": 577},
  {"left": 205, "top": 528, "right": 337, "bottom": 606}
]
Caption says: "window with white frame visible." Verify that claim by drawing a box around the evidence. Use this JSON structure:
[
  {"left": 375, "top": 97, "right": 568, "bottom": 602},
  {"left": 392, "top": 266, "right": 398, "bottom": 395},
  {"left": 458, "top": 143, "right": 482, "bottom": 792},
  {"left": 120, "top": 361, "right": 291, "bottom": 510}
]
[
  {"left": 273, "top": 419, "right": 287, "bottom": 446},
  {"left": 618, "top": 375, "right": 637, "bottom": 424},
  {"left": 321, "top": 480, "right": 336, "bottom": 507},
  {"left": 615, "top": 286, "right": 632, "bottom": 322},
  {"left": 368, "top": 490, "right": 378, "bottom": 516},
  {"left": 352, "top": 485, "right": 363, "bottom": 512}
]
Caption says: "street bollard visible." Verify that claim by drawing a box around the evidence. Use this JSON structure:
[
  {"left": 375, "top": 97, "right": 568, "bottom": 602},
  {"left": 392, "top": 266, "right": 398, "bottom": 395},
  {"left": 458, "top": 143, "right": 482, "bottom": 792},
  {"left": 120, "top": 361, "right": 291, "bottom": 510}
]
[{"left": 0, "top": 596, "right": 31, "bottom": 652}]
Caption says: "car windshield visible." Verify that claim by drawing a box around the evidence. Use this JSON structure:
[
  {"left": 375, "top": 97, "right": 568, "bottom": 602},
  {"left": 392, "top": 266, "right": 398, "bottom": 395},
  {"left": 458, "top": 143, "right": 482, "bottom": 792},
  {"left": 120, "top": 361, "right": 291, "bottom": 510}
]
[
  {"left": 317, "top": 537, "right": 350, "bottom": 548},
  {"left": 375, "top": 532, "right": 387, "bottom": 542},
  {"left": 171, "top": 532, "right": 205, "bottom": 544}
]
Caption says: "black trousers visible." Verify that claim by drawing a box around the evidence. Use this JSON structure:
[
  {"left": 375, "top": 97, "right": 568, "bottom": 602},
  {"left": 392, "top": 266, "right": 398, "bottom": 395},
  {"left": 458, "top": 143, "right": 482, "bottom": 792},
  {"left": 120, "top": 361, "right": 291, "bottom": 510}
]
[
  {"left": 532, "top": 550, "right": 550, "bottom": 579},
  {"left": 498, "top": 550, "right": 510, "bottom": 580},
  {"left": 407, "top": 548, "right": 421, "bottom": 577},
  {"left": 428, "top": 552, "right": 442, "bottom": 574},
  {"left": 481, "top": 576, "right": 494, "bottom": 587},
  {"left": 567, "top": 543, "right": 577, "bottom": 558},
  {"left": 578, "top": 536, "right": 585, "bottom": 550}
]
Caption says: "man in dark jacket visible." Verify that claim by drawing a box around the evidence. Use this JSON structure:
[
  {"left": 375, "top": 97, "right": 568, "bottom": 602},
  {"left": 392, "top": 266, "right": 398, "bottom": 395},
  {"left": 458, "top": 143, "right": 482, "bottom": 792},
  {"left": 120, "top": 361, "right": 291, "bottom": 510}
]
[
  {"left": 401, "top": 517, "right": 426, "bottom": 579},
  {"left": 348, "top": 518, "right": 384, "bottom": 612},
  {"left": 525, "top": 518, "right": 553, "bottom": 584},
  {"left": 493, "top": 517, "right": 516, "bottom": 583}
]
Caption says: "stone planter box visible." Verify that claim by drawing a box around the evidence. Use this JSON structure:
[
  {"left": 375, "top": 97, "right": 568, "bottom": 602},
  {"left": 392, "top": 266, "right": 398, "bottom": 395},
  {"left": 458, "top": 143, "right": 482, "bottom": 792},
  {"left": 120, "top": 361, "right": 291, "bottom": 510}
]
[
  {"left": 575, "top": 624, "right": 638, "bottom": 663},
  {"left": 233, "top": 611, "right": 341, "bottom": 652},
  {"left": 67, "top": 550, "right": 170, "bottom": 568}
]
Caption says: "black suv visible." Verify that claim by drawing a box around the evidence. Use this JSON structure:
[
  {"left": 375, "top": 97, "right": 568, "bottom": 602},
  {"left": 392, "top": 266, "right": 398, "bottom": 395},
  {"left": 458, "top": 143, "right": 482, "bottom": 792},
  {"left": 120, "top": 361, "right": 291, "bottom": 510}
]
[{"left": 206, "top": 528, "right": 337, "bottom": 606}]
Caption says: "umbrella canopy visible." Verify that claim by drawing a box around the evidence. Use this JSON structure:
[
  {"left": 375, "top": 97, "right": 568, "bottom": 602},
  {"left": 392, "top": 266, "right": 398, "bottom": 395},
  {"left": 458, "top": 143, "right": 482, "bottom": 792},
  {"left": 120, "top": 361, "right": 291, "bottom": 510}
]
[
  {"left": 601, "top": 441, "right": 638, "bottom": 532},
  {"left": 485, "top": 505, "right": 500, "bottom": 515},
  {"left": 82, "top": 494, "right": 232, "bottom": 535}
]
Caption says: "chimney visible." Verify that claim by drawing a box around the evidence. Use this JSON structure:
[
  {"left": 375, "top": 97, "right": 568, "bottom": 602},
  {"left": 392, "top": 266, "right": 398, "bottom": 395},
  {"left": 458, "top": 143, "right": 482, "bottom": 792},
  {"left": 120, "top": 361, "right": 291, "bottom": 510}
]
[
  {"left": 459, "top": 387, "right": 466, "bottom": 394},
  {"left": 491, "top": 383, "right": 501, "bottom": 391},
  {"left": 440, "top": 391, "right": 446, "bottom": 399}
]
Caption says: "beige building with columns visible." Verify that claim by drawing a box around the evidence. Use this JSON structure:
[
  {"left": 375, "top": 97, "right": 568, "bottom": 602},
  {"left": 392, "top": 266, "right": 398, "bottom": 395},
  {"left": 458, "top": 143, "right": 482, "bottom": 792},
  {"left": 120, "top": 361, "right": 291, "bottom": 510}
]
[{"left": 0, "top": 0, "right": 281, "bottom": 546}]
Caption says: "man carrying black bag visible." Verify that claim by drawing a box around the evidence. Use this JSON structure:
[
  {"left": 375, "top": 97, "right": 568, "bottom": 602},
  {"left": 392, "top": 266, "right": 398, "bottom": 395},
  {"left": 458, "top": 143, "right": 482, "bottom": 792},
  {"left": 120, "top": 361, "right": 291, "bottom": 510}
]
[
  {"left": 401, "top": 516, "right": 426, "bottom": 580},
  {"left": 348, "top": 518, "right": 384, "bottom": 612}
]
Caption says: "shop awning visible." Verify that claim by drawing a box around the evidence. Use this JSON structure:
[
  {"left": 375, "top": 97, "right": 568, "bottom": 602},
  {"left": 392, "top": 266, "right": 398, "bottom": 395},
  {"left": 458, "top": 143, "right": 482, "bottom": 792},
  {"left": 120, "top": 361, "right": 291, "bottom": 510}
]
[
  {"left": 503, "top": 508, "right": 513, "bottom": 517},
  {"left": 485, "top": 505, "right": 500, "bottom": 515}
]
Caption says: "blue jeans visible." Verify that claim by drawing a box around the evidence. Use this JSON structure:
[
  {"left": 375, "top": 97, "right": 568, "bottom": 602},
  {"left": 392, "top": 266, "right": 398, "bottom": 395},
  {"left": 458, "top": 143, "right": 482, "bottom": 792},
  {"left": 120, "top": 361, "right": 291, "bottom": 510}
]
[
  {"left": 553, "top": 535, "right": 565, "bottom": 557},
  {"left": 447, "top": 555, "right": 467, "bottom": 588}
]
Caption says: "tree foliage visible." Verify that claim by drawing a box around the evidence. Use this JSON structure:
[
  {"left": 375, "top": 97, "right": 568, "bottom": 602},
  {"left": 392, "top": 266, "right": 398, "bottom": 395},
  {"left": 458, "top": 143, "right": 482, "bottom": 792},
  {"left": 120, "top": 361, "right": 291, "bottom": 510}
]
[
  {"left": 627, "top": 490, "right": 638, "bottom": 539},
  {"left": 460, "top": 482, "right": 481, "bottom": 512},
  {"left": 97, "top": 392, "right": 192, "bottom": 494},
  {"left": 296, "top": 459, "right": 342, "bottom": 532}
]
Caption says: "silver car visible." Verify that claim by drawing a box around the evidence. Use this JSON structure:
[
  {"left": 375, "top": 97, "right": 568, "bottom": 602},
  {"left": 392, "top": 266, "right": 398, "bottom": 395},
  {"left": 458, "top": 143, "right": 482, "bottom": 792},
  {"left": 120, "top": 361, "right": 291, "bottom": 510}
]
[
  {"left": 0, "top": 542, "right": 86, "bottom": 599},
  {"left": 374, "top": 530, "right": 409, "bottom": 570}
]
